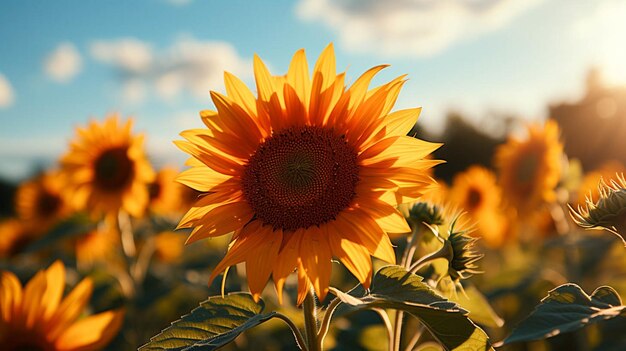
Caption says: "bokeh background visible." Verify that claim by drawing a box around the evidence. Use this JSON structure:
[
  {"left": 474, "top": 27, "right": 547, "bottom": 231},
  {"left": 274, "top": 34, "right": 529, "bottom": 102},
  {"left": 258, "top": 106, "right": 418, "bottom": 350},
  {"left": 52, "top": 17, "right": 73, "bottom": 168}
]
[{"left": 2, "top": 1, "right": 626, "bottom": 350}]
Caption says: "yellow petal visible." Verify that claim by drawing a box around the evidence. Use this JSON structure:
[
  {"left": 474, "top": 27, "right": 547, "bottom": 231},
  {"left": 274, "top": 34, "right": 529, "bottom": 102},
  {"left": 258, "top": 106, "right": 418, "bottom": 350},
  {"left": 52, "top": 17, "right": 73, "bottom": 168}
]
[
  {"left": 327, "top": 223, "right": 373, "bottom": 289},
  {"left": 0, "top": 271, "right": 22, "bottom": 323},
  {"left": 56, "top": 309, "right": 125, "bottom": 351},
  {"left": 41, "top": 260, "right": 65, "bottom": 321},
  {"left": 208, "top": 220, "right": 265, "bottom": 285},
  {"left": 185, "top": 201, "right": 253, "bottom": 244},
  {"left": 286, "top": 49, "right": 311, "bottom": 110},
  {"left": 300, "top": 226, "right": 331, "bottom": 301},
  {"left": 22, "top": 270, "right": 48, "bottom": 329},
  {"left": 47, "top": 278, "right": 94, "bottom": 340},
  {"left": 246, "top": 226, "right": 282, "bottom": 301},
  {"left": 272, "top": 229, "right": 304, "bottom": 304}
]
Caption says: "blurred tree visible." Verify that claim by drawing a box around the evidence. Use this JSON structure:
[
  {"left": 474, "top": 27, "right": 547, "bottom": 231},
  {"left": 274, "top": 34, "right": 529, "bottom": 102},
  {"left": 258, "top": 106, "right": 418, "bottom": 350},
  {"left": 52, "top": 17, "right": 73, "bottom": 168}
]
[{"left": 551, "top": 68, "right": 626, "bottom": 171}]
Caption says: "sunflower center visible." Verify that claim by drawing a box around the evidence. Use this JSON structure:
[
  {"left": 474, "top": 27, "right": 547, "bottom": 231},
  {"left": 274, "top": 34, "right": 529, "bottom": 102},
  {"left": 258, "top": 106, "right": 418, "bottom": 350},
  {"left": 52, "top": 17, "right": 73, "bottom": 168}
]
[
  {"left": 3, "top": 334, "right": 52, "bottom": 351},
  {"left": 242, "top": 126, "right": 359, "bottom": 231},
  {"left": 93, "top": 147, "right": 134, "bottom": 191},
  {"left": 36, "top": 191, "right": 62, "bottom": 218},
  {"left": 517, "top": 152, "right": 539, "bottom": 184},
  {"left": 149, "top": 181, "right": 162, "bottom": 200},
  {"left": 466, "top": 188, "right": 482, "bottom": 210}
]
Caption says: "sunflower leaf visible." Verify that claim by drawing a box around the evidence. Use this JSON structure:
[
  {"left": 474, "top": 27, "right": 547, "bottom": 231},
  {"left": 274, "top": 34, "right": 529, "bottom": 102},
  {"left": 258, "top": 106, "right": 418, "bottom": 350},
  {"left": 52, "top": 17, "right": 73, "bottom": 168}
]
[
  {"left": 139, "top": 293, "right": 276, "bottom": 351},
  {"left": 331, "top": 265, "right": 494, "bottom": 351},
  {"left": 443, "top": 283, "right": 504, "bottom": 328},
  {"left": 502, "top": 283, "right": 626, "bottom": 345}
]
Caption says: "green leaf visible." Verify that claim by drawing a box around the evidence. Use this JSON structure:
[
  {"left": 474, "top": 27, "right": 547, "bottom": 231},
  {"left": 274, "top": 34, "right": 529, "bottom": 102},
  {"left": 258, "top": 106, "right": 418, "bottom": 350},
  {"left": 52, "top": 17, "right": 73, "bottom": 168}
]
[
  {"left": 139, "top": 293, "right": 276, "bottom": 351},
  {"left": 503, "top": 283, "right": 626, "bottom": 345},
  {"left": 443, "top": 284, "right": 504, "bottom": 328},
  {"left": 331, "top": 265, "right": 493, "bottom": 351},
  {"left": 24, "top": 214, "right": 96, "bottom": 252}
]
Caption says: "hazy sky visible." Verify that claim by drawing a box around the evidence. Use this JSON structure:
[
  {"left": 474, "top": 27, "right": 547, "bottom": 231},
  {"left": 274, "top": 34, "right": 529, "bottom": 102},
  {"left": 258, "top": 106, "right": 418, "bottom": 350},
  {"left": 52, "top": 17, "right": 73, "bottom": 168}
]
[{"left": 1, "top": 0, "right": 624, "bottom": 180}]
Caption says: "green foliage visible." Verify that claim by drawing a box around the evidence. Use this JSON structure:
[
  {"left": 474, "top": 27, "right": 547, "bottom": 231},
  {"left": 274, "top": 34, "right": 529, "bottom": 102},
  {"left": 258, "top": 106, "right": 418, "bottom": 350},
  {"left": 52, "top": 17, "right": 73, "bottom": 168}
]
[
  {"left": 444, "top": 284, "right": 504, "bottom": 328},
  {"left": 139, "top": 293, "right": 276, "bottom": 351},
  {"left": 24, "top": 213, "right": 95, "bottom": 252},
  {"left": 503, "top": 283, "right": 626, "bottom": 345},
  {"left": 331, "top": 265, "right": 493, "bottom": 351}
]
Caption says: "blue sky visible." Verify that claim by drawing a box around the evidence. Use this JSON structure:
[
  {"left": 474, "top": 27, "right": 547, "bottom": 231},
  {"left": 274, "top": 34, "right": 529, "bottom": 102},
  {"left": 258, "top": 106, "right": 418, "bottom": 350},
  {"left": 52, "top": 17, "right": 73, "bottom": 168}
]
[{"left": 1, "top": 0, "right": 624, "bottom": 180}]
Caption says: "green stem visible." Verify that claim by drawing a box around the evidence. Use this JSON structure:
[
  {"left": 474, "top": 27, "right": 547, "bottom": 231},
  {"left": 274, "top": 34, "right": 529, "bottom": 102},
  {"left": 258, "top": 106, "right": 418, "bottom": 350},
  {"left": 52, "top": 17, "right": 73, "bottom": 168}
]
[
  {"left": 374, "top": 308, "right": 394, "bottom": 351},
  {"left": 317, "top": 298, "right": 341, "bottom": 349},
  {"left": 404, "top": 323, "right": 425, "bottom": 351},
  {"left": 274, "top": 313, "right": 308, "bottom": 351},
  {"left": 303, "top": 288, "right": 321, "bottom": 351},
  {"left": 408, "top": 240, "right": 452, "bottom": 275}
]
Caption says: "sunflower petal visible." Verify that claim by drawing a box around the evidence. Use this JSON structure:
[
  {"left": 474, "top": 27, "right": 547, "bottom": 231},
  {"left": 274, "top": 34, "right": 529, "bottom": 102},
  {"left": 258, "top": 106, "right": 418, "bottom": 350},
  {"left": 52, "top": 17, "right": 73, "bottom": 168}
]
[
  {"left": 0, "top": 271, "right": 22, "bottom": 323},
  {"left": 246, "top": 226, "right": 282, "bottom": 301},
  {"left": 300, "top": 226, "right": 332, "bottom": 300},
  {"left": 55, "top": 309, "right": 125, "bottom": 351},
  {"left": 273, "top": 229, "right": 304, "bottom": 305},
  {"left": 327, "top": 223, "right": 373, "bottom": 289}
]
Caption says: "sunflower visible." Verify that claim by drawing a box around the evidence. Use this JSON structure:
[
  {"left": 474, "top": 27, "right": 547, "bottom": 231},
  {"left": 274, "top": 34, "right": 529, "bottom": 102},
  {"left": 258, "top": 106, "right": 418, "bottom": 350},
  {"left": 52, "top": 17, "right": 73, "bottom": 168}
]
[
  {"left": 575, "top": 161, "right": 625, "bottom": 206},
  {"left": 571, "top": 173, "right": 626, "bottom": 244},
  {"left": 75, "top": 227, "right": 120, "bottom": 268},
  {"left": 15, "top": 171, "right": 70, "bottom": 233},
  {"left": 448, "top": 166, "right": 508, "bottom": 247},
  {"left": 0, "top": 261, "right": 124, "bottom": 351},
  {"left": 153, "top": 231, "right": 186, "bottom": 263},
  {"left": 148, "top": 167, "right": 186, "bottom": 216},
  {"left": 60, "top": 115, "right": 155, "bottom": 218},
  {"left": 176, "top": 44, "right": 441, "bottom": 303},
  {"left": 494, "top": 119, "right": 563, "bottom": 215},
  {"left": 0, "top": 219, "right": 32, "bottom": 258}
]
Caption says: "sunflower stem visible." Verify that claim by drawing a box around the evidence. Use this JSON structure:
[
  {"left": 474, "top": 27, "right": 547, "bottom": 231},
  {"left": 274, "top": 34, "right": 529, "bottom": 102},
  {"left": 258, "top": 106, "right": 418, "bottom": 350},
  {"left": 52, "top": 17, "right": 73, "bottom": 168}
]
[
  {"left": 395, "top": 225, "right": 424, "bottom": 351},
  {"left": 404, "top": 323, "right": 425, "bottom": 351},
  {"left": 374, "top": 308, "right": 394, "bottom": 351},
  {"left": 303, "top": 288, "right": 321, "bottom": 351},
  {"left": 274, "top": 313, "right": 309, "bottom": 351},
  {"left": 409, "top": 240, "right": 452, "bottom": 275},
  {"left": 317, "top": 297, "right": 342, "bottom": 349}
]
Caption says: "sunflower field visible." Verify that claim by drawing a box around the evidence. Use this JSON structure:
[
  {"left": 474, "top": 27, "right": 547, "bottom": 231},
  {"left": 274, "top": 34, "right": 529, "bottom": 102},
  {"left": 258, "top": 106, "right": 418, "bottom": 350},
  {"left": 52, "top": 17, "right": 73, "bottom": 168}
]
[{"left": 2, "top": 3, "right": 626, "bottom": 351}]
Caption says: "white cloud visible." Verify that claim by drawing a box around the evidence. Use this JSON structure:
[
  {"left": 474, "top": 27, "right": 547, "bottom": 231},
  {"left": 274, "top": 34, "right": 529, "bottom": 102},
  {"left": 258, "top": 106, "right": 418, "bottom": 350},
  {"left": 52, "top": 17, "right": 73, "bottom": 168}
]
[
  {"left": 91, "top": 38, "right": 153, "bottom": 73},
  {"left": 296, "top": 0, "right": 543, "bottom": 58},
  {"left": 90, "top": 37, "right": 251, "bottom": 103},
  {"left": 44, "top": 42, "right": 83, "bottom": 83},
  {"left": 0, "top": 73, "right": 15, "bottom": 108}
]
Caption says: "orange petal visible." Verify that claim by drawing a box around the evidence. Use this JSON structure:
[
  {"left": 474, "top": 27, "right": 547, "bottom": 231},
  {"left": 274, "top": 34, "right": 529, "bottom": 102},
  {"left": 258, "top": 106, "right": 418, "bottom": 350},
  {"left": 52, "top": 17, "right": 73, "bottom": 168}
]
[
  {"left": 246, "top": 226, "right": 282, "bottom": 301},
  {"left": 47, "top": 278, "right": 94, "bottom": 340},
  {"left": 224, "top": 72, "right": 258, "bottom": 118},
  {"left": 0, "top": 271, "right": 23, "bottom": 323},
  {"left": 185, "top": 201, "right": 253, "bottom": 244},
  {"left": 327, "top": 222, "right": 373, "bottom": 289},
  {"left": 300, "top": 226, "right": 331, "bottom": 301},
  {"left": 336, "top": 210, "right": 396, "bottom": 264},
  {"left": 22, "top": 269, "right": 48, "bottom": 329},
  {"left": 286, "top": 49, "right": 311, "bottom": 111},
  {"left": 208, "top": 220, "right": 266, "bottom": 285},
  {"left": 55, "top": 309, "right": 125, "bottom": 351},
  {"left": 210, "top": 91, "right": 263, "bottom": 148},
  {"left": 41, "top": 261, "right": 65, "bottom": 321},
  {"left": 272, "top": 229, "right": 304, "bottom": 304}
]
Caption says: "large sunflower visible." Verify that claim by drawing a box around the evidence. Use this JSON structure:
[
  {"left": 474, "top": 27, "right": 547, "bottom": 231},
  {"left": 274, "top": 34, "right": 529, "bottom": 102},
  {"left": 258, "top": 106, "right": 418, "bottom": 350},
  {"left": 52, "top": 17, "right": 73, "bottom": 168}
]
[
  {"left": 15, "top": 171, "right": 70, "bottom": 233},
  {"left": 494, "top": 119, "right": 563, "bottom": 215},
  {"left": 60, "top": 115, "right": 155, "bottom": 218},
  {"left": 176, "top": 44, "right": 441, "bottom": 303},
  {"left": 448, "top": 166, "right": 508, "bottom": 247},
  {"left": 0, "top": 261, "right": 124, "bottom": 351}
]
